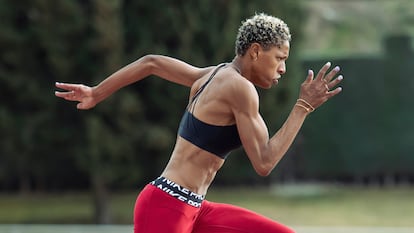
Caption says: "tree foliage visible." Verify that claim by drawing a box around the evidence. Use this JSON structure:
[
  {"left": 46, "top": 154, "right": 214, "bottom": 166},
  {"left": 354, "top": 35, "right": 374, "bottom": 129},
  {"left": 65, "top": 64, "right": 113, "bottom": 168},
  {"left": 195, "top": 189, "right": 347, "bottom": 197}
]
[
  {"left": 3, "top": 0, "right": 413, "bottom": 191},
  {"left": 2, "top": 0, "right": 414, "bottom": 224},
  {"left": 0, "top": 2, "right": 305, "bottom": 222}
]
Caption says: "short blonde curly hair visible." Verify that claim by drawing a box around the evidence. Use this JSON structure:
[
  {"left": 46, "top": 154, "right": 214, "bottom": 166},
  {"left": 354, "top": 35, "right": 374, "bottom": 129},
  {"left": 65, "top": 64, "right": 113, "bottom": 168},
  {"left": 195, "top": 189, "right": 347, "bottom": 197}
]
[{"left": 235, "top": 13, "right": 291, "bottom": 56}]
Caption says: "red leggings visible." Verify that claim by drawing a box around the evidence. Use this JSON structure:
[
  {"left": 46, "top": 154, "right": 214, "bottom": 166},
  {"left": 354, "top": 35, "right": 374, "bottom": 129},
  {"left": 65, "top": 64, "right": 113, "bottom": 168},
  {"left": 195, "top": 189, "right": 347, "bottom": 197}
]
[{"left": 134, "top": 184, "right": 295, "bottom": 233}]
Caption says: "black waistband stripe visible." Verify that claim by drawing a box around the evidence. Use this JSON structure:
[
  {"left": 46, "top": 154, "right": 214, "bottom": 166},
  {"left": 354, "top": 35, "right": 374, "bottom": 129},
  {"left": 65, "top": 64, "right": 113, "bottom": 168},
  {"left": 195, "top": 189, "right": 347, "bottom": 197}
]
[{"left": 150, "top": 177, "right": 204, "bottom": 208}]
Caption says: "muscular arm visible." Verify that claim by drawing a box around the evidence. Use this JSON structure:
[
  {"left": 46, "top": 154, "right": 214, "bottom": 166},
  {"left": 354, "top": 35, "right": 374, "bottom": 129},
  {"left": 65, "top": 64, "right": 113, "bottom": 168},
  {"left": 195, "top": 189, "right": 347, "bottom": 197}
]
[
  {"left": 92, "top": 55, "right": 213, "bottom": 104},
  {"left": 55, "top": 55, "right": 214, "bottom": 109},
  {"left": 232, "top": 63, "right": 343, "bottom": 176},
  {"left": 233, "top": 82, "right": 308, "bottom": 176}
]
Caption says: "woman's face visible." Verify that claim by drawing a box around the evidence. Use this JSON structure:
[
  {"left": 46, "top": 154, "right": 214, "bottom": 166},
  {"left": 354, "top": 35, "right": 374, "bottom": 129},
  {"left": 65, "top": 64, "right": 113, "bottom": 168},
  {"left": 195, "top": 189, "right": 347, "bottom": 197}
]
[{"left": 251, "top": 40, "right": 290, "bottom": 89}]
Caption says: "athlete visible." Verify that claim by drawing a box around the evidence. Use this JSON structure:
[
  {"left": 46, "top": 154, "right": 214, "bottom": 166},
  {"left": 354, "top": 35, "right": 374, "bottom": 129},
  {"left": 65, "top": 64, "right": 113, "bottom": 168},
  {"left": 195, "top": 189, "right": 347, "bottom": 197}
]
[{"left": 55, "top": 13, "right": 343, "bottom": 233}]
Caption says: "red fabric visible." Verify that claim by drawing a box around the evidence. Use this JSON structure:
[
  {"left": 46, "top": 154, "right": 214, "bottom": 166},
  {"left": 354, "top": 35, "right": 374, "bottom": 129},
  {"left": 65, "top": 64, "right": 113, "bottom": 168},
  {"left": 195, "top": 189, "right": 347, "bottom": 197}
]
[{"left": 134, "top": 184, "right": 295, "bottom": 233}]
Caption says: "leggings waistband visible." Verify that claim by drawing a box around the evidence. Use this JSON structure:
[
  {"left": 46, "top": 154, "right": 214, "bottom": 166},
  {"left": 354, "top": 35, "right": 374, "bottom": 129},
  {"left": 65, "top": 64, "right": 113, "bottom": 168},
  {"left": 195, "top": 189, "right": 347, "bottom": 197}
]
[{"left": 150, "top": 177, "right": 204, "bottom": 208}]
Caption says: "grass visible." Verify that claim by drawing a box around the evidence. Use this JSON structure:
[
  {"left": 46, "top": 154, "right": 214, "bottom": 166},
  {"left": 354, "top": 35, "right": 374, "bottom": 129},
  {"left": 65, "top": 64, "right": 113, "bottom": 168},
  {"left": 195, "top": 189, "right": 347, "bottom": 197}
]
[
  {"left": 207, "top": 185, "right": 414, "bottom": 227},
  {"left": 0, "top": 192, "right": 94, "bottom": 224},
  {"left": 1, "top": 185, "right": 413, "bottom": 227},
  {"left": 0, "top": 191, "right": 139, "bottom": 224}
]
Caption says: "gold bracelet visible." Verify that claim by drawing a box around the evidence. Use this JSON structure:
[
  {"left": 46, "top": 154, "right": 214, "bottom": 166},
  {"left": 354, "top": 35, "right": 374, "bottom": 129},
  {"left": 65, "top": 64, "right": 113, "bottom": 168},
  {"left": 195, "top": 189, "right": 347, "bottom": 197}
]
[
  {"left": 297, "top": 99, "right": 315, "bottom": 112},
  {"left": 295, "top": 103, "right": 312, "bottom": 113}
]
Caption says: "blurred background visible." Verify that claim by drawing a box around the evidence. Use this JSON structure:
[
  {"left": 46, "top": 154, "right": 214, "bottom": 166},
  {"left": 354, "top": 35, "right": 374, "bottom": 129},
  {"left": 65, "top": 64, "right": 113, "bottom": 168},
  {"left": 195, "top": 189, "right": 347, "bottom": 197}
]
[{"left": 1, "top": 0, "right": 414, "bottom": 232}]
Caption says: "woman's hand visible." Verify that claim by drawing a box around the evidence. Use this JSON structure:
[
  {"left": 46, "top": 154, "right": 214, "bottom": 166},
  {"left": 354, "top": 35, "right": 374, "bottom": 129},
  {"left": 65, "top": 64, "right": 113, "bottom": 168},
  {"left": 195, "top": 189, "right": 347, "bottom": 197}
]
[
  {"left": 55, "top": 82, "right": 96, "bottom": 110},
  {"left": 298, "top": 62, "right": 343, "bottom": 110}
]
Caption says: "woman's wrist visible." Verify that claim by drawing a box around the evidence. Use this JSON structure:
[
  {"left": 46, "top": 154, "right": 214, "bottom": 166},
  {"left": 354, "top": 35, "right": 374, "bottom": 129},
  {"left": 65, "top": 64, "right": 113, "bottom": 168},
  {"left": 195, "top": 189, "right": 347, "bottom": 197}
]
[
  {"left": 294, "top": 98, "right": 314, "bottom": 114},
  {"left": 91, "top": 85, "right": 106, "bottom": 105}
]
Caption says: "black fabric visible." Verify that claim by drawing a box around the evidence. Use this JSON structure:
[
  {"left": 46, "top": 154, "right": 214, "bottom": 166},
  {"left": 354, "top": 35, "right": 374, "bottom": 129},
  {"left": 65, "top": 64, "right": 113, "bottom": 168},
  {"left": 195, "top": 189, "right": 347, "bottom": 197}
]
[
  {"left": 178, "top": 64, "right": 242, "bottom": 159},
  {"left": 150, "top": 176, "right": 204, "bottom": 208}
]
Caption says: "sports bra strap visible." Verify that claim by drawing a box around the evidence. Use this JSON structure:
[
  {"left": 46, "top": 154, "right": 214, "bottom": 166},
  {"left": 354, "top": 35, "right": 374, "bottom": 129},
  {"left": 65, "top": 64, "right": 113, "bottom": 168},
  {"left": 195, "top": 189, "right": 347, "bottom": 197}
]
[{"left": 189, "top": 63, "right": 227, "bottom": 109}]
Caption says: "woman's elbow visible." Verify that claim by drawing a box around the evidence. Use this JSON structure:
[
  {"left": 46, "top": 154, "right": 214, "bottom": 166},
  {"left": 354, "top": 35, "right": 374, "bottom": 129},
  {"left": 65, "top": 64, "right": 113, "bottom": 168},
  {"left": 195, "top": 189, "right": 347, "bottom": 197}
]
[
  {"left": 140, "top": 54, "right": 157, "bottom": 71},
  {"left": 254, "top": 163, "right": 274, "bottom": 177},
  {"left": 256, "top": 170, "right": 271, "bottom": 177}
]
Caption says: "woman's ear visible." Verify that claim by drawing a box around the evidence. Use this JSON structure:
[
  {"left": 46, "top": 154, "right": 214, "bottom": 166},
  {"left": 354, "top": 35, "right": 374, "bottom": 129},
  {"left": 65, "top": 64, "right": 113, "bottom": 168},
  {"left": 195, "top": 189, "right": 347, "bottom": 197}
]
[{"left": 248, "top": 43, "right": 260, "bottom": 61}]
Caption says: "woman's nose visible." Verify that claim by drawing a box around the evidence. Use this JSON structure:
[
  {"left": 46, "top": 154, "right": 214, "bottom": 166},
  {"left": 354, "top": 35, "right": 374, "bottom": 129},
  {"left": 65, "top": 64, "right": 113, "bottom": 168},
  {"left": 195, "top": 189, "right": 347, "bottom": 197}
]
[{"left": 278, "top": 62, "right": 286, "bottom": 75}]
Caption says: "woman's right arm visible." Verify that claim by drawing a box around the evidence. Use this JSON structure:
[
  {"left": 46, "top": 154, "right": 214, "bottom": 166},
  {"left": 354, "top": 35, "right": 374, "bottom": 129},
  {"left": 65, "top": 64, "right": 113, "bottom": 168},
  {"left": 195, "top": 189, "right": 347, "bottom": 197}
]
[
  {"left": 232, "top": 62, "right": 343, "bottom": 176},
  {"left": 55, "top": 55, "right": 213, "bottom": 109}
]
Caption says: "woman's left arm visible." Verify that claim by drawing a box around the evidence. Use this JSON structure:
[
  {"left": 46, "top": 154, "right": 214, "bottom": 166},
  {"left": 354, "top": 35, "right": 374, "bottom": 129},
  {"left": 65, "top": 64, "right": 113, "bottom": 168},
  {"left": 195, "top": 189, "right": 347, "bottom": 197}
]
[{"left": 55, "top": 55, "right": 213, "bottom": 109}]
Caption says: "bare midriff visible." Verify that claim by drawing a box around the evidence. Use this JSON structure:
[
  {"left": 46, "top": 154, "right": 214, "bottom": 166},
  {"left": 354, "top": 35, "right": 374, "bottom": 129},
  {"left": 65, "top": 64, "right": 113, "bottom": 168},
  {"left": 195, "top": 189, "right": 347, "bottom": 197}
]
[{"left": 160, "top": 136, "right": 225, "bottom": 195}]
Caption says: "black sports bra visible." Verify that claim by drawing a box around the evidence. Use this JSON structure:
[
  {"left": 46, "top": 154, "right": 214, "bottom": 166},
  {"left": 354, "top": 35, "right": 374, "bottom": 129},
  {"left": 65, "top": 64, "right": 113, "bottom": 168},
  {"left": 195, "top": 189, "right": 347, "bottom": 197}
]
[{"left": 178, "top": 64, "right": 242, "bottom": 159}]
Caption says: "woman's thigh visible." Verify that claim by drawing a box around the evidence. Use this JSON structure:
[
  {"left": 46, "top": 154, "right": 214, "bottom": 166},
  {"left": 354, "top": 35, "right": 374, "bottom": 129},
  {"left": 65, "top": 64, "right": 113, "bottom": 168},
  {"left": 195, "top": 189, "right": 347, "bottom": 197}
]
[{"left": 192, "top": 200, "right": 295, "bottom": 233}]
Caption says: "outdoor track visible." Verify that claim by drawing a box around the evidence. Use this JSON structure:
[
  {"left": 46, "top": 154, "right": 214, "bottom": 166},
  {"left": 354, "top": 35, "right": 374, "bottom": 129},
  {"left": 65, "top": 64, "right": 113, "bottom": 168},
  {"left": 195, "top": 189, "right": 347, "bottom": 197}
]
[{"left": 1, "top": 225, "right": 414, "bottom": 233}]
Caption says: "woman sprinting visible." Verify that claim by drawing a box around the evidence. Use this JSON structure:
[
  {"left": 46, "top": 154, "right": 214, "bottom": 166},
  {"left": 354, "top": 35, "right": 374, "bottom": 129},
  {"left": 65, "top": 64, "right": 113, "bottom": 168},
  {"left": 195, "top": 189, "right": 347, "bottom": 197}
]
[{"left": 55, "top": 13, "right": 343, "bottom": 233}]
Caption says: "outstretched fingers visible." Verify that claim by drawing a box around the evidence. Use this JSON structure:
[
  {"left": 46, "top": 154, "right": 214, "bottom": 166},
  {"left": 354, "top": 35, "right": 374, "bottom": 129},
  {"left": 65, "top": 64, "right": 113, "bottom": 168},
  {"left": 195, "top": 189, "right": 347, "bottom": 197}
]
[
  {"left": 314, "top": 62, "right": 343, "bottom": 94},
  {"left": 304, "top": 69, "right": 314, "bottom": 83},
  {"left": 301, "top": 62, "right": 344, "bottom": 108},
  {"left": 55, "top": 82, "right": 85, "bottom": 101},
  {"left": 55, "top": 82, "right": 78, "bottom": 91},
  {"left": 326, "top": 74, "right": 343, "bottom": 90},
  {"left": 325, "top": 72, "right": 344, "bottom": 98},
  {"left": 316, "top": 62, "right": 332, "bottom": 81},
  {"left": 324, "top": 65, "right": 341, "bottom": 83},
  {"left": 55, "top": 90, "right": 75, "bottom": 100},
  {"left": 55, "top": 82, "right": 95, "bottom": 110},
  {"left": 326, "top": 85, "right": 343, "bottom": 98}
]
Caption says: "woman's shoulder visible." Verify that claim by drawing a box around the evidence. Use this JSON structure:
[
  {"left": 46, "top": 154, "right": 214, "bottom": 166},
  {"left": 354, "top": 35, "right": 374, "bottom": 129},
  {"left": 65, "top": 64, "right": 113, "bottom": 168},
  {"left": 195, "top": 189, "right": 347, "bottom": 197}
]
[
  {"left": 223, "top": 70, "right": 257, "bottom": 95},
  {"left": 218, "top": 70, "right": 259, "bottom": 108}
]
